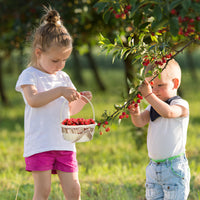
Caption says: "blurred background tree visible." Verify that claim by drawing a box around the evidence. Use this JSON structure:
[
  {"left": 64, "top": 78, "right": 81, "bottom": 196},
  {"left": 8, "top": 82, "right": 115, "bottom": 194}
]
[
  {"left": 0, "top": 0, "right": 109, "bottom": 105},
  {"left": 0, "top": 0, "right": 199, "bottom": 107}
]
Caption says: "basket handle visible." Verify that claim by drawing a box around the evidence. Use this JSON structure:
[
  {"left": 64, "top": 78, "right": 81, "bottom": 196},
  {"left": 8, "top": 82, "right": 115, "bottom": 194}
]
[{"left": 60, "top": 95, "right": 95, "bottom": 122}]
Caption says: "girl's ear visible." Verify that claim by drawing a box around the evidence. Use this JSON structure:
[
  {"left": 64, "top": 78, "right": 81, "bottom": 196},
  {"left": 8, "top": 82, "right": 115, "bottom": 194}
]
[
  {"left": 35, "top": 48, "right": 42, "bottom": 58},
  {"left": 173, "top": 78, "right": 179, "bottom": 89}
]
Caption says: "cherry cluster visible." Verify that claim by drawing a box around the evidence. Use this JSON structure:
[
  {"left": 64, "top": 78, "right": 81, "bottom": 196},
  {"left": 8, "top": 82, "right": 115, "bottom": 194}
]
[
  {"left": 142, "top": 53, "right": 172, "bottom": 67},
  {"left": 128, "top": 93, "right": 143, "bottom": 109},
  {"left": 110, "top": 5, "right": 131, "bottom": 19},
  {"left": 170, "top": 9, "right": 200, "bottom": 39},
  {"left": 98, "top": 93, "right": 145, "bottom": 135},
  {"left": 62, "top": 118, "right": 96, "bottom": 126},
  {"left": 98, "top": 121, "right": 110, "bottom": 135}
]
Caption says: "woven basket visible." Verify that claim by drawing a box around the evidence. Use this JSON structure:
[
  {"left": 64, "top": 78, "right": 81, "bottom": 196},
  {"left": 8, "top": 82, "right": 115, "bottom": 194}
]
[{"left": 60, "top": 96, "right": 97, "bottom": 143}]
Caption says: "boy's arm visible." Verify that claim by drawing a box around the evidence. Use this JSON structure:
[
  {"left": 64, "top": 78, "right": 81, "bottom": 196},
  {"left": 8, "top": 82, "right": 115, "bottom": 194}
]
[
  {"left": 145, "top": 93, "right": 189, "bottom": 118},
  {"left": 128, "top": 105, "right": 150, "bottom": 127},
  {"left": 139, "top": 80, "right": 189, "bottom": 118},
  {"left": 22, "top": 85, "right": 80, "bottom": 107}
]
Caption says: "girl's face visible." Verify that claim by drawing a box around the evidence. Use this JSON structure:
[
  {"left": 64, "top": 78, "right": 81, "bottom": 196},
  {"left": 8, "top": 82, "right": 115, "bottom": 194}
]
[
  {"left": 148, "top": 73, "right": 177, "bottom": 101},
  {"left": 35, "top": 45, "right": 72, "bottom": 74}
]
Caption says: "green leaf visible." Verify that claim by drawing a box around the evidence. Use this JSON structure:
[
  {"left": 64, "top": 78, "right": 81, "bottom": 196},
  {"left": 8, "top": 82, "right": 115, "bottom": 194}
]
[
  {"left": 191, "top": 2, "right": 200, "bottom": 13},
  {"left": 169, "top": 17, "right": 179, "bottom": 36},
  {"left": 140, "top": 22, "right": 151, "bottom": 30},
  {"left": 182, "top": 0, "right": 191, "bottom": 11},
  {"left": 151, "top": 18, "right": 168, "bottom": 32},
  {"left": 169, "top": 0, "right": 182, "bottom": 10},
  {"left": 134, "top": 11, "right": 143, "bottom": 27},
  {"left": 153, "top": 5, "right": 162, "bottom": 21},
  {"left": 93, "top": 2, "right": 109, "bottom": 14},
  {"left": 127, "top": 78, "right": 133, "bottom": 87},
  {"left": 150, "top": 35, "right": 158, "bottom": 43},
  {"left": 103, "top": 9, "right": 111, "bottom": 24},
  {"left": 129, "top": 87, "right": 136, "bottom": 95},
  {"left": 114, "top": 104, "right": 122, "bottom": 110}
]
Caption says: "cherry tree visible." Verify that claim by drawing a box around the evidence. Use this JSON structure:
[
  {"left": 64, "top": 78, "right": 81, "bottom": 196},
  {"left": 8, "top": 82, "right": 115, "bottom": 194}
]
[{"left": 94, "top": 0, "right": 200, "bottom": 133}]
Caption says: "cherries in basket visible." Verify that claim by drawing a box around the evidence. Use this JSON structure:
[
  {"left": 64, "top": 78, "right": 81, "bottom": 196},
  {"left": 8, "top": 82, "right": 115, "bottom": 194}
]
[{"left": 62, "top": 118, "right": 96, "bottom": 126}]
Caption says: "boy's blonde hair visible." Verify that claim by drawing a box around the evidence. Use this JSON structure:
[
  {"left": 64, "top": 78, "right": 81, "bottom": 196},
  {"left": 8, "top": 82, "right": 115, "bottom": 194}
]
[
  {"left": 162, "top": 59, "right": 181, "bottom": 86},
  {"left": 146, "top": 59, "right": 181, "bottom": 87},
  {"left": 30, "top": 7, "right": 72, "bottom": 66}
]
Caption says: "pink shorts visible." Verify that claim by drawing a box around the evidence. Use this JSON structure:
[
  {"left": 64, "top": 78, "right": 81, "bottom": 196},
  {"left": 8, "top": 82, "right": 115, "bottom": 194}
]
[{"left": 25, "top": 151, "right": 78, "bottom": 174}]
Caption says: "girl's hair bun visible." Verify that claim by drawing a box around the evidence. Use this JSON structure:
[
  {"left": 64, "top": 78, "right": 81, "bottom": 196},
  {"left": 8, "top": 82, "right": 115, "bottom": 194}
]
[{"left": 41, "top": 7, "right": 62, "bottom": 26}]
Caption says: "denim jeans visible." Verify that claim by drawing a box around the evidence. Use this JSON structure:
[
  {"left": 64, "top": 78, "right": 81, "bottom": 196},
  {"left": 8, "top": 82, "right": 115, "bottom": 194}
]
[{"left": 145, "top": 154, "right": 190, "bottom": 200}]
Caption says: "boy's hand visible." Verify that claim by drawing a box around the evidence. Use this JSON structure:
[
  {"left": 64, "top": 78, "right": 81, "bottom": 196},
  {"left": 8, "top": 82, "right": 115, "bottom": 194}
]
[
  {"left": 80, "top": 91, "right": 92, "bottom": 103},
  {"left": 128, "top": 102, "right": 140, "bottom": 115},
  {"left": 138, "top": 79, "right": 152, "bottom": 98}
]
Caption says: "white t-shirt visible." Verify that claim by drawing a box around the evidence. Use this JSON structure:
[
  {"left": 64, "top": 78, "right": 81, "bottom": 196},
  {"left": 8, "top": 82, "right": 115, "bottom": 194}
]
[
  {"left": 15, "top": 67, "right": 76, "bottom": 157},
  {"left": 145, "top": 98, "right": 189, "bottom": 160}
]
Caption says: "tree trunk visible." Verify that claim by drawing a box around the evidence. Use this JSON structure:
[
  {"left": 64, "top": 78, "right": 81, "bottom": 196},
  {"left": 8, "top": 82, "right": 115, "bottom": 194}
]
[
  {"left": 124, "top": 54, "right": 135, "bottom": 94},
  {"left": 0, "top": 57, "right": 8, "bottom": 105},
  {"left": 86, "top": 45, "right": 106, "bottom": 91}
]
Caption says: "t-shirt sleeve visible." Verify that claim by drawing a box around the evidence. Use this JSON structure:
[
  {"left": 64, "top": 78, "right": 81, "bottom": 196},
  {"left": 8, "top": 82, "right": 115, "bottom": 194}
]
[
  {"left": 15, "top": 71, "right": 36, "bottom": 93},
  {"left": 145, "top": 104, "right": 151, "bottom": 112},
  {"left": 61, "top": 71, "right": 76, "bottom": 90},
  {"left": 171, "top": 99, "right": 189, "bottom": 110}
]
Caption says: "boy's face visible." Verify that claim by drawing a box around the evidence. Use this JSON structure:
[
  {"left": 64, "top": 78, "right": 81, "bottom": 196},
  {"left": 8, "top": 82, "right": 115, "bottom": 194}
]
[{"left": 147, "top": 73, "right": 177, "bottom": 101}]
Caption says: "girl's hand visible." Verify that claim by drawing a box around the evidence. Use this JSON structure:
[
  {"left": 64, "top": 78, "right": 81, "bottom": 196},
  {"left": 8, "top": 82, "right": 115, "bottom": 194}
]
[
  {"left": 80, "top": 91, "right": 92, "bottom": 103},
  {"left": 138, "top": 79, "right": 152, "bottom": 98},
  {"left": 62, "top": 87, "right": 81, "bottom": 102}
]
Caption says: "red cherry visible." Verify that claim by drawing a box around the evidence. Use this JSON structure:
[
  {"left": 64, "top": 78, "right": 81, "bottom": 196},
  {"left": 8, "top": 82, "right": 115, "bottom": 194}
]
[
  {"left": 115, "top": 14, "right": 121, "bottom": 19},
  {"left": 104, "top": 121, "right": 108, "bottom": 125},
  {"left": 125, "top": 5, "right": 131, "bottom": 10},
  {"left": 170, "top": 9, "right": 176, "bottom": 15},
  {"left": 105, "top": 127, "right": 110, "bottom": 132},
  {"left": 119, "top": 115, "right": 124, "bottom": 119},
  {"left": 137, "top": 99, "right": 141, "bottom": 103},
  {"left": 128, "top": 105, "right": 132, "bottom": 109},
  {"left": 196, "top": 16, "right": 200, "bottom": 21},
  {"left": 99, "top": 131, "right": 103, "bottom": 135},
  {"left": 134, "top": 103, "right": 138, "bottom": 107}
]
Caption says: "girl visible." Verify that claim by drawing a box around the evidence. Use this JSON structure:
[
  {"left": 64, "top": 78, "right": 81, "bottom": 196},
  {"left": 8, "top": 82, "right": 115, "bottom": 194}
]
[{"left": 15, "top": 7, "right": 92, "bottom": 200}]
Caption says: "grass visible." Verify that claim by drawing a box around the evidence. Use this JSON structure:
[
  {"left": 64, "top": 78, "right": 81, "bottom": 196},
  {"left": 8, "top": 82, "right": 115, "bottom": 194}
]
[{"left": 1, "top": 53, "right": 200, "bottom": 199}]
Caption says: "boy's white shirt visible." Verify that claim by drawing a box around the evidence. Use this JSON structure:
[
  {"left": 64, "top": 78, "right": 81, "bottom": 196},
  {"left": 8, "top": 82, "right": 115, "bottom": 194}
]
[
  {"left": 15, "top": 67, "right": 76, "bottom": 157},
  {"left": 145, "top": 98, "right": 189, "bottom": 160}
]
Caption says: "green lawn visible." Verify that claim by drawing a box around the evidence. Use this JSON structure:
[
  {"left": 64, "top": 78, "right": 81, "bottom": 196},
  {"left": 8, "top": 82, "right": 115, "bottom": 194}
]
[{"left": 1, "top": 63, "right": 200, "bottom": 199}]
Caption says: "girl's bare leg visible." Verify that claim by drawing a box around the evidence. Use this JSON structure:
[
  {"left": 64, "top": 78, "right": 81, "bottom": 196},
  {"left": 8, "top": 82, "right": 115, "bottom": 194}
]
[
  {"left": 57, "top": 170, "right": 81, "bottom": 200},
  {"left": 32, "top": 170, "right": 51, "bottom": 200}
]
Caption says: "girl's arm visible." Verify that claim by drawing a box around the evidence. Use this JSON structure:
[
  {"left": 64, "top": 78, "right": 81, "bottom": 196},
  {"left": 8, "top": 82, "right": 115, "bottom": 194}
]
[
  {"left": 22, "top": 85, "right": 80, "bottom": 107},
  {"left": 69, "top": 91, "right": 92, "bottom": 116}
]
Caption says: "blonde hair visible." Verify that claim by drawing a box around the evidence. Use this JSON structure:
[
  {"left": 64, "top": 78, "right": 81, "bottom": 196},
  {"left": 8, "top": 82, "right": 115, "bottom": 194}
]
[
  {"left": 163, "top": 59, "right": 181, "bottom": 84},
  {"left": 146, "top": 59, "right": 181, "bottom": 87},
  {"left": 30, "top": 7, "right": 72, "bottom": 66}
]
